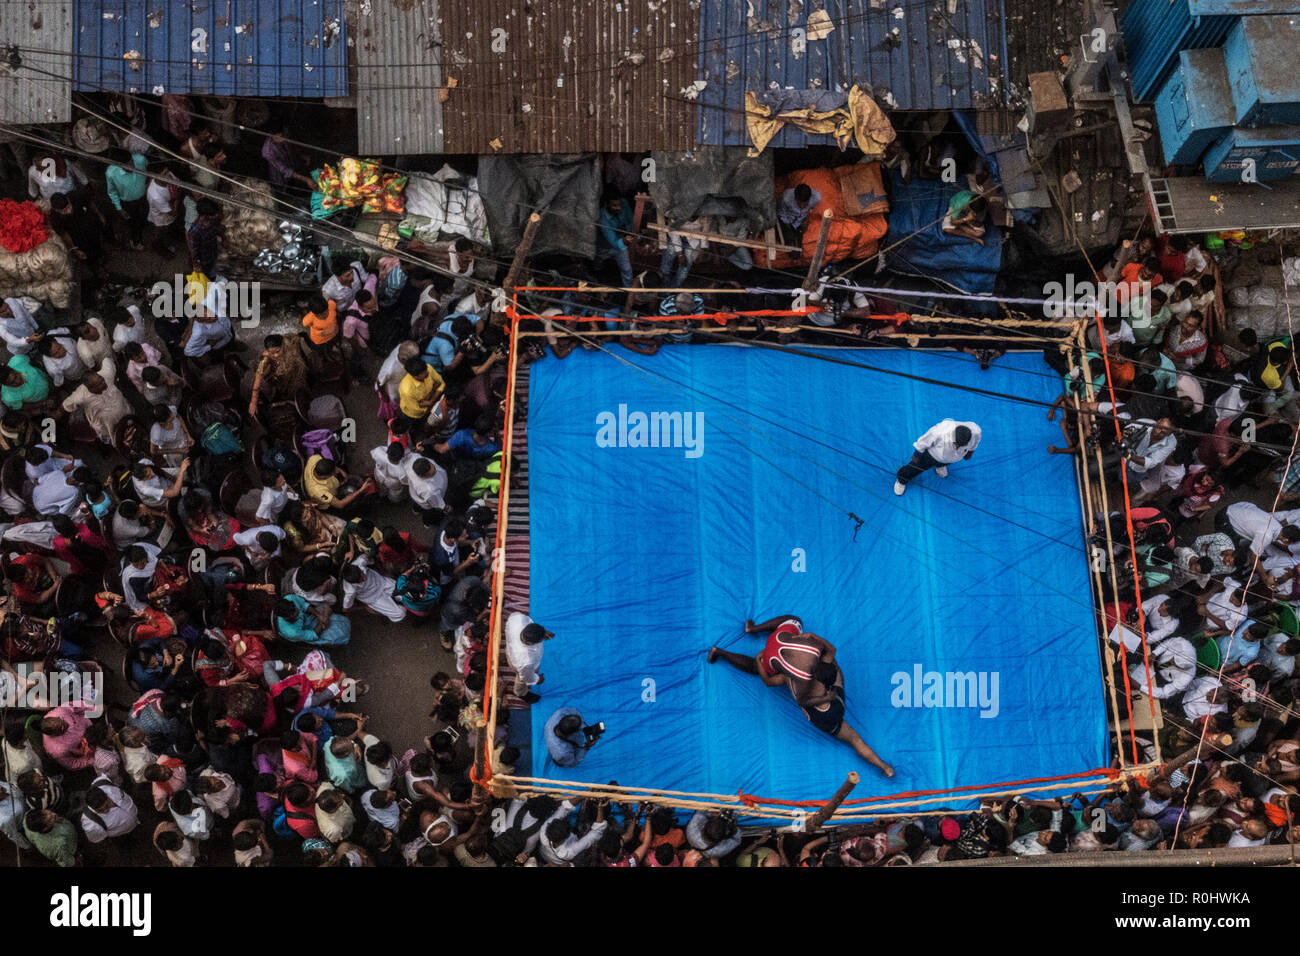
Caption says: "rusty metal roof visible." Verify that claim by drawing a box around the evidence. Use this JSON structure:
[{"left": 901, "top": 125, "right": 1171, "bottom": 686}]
[
  {"left": 0, "top": 1, "right": 73, "bottom": 124},
  {"left": 356, "top": 0, "right": 444, "bottom": 155},
  {"left": 439, "top": 0, "right": 700, "bottom": 154}
]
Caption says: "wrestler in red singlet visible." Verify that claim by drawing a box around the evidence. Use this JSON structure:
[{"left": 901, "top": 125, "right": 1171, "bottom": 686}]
[{"left": 757, "top": 617, "right": 822, "bottom": 680}]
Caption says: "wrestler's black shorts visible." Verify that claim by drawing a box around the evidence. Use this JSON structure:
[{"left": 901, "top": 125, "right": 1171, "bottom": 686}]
[{"left": 805, "top": 688, "right": 845, "bottom": 737}]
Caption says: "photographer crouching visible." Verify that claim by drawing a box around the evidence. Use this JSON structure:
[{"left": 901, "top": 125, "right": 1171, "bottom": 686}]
[{"left": 544, "top": 708, "right": 605, "bottom": 768}]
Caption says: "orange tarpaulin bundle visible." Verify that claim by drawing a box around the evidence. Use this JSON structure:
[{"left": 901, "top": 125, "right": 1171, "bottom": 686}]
[{"left": 757, "top": 165, "right": 888, "bottom": 270}]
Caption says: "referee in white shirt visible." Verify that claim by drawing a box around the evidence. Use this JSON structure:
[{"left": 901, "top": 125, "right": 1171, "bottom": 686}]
[{"left": 894, "top": 419, "right": 981, "bottom": 495}]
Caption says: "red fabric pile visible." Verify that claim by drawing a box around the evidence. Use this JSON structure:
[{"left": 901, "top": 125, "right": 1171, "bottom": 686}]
[{"left": 0, "top": 199, "right": 50, "bottom": 254}]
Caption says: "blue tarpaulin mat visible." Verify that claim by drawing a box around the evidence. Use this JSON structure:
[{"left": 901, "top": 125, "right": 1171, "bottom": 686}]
[
  {"left": 883, "top": 168, "right": 1005, "bottom": 294},
  {"left": 526, "top": 346, "right": 1108, "bottom": 807}
]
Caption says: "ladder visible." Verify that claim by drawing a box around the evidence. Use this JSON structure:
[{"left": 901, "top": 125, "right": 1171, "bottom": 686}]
[{"left": 1147, "top": 177, "right": 1177, "bottom": 234}]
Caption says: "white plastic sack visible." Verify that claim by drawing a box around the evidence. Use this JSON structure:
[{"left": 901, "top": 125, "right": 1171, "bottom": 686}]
[
  {"left": 1283, "top": 257, "right": 1300, "bottom": 287},
  {"left": 1248, "top": 284, "right": 1279, "bottom": 308},
  {"left": 401, "top": 165, "right": 489, "bottom": 244}
]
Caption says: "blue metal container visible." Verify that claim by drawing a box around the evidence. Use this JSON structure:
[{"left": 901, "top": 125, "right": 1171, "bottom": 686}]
[
  {"left": 73, "top": 0, "right": 348, "bottom": 98},
  {"left": 1223, "top": 14, "right": 1300, "bottom": 126},
  {"left": 1202, "top": 125, "right": 1300, "bottom": 181},
  {"left": 1122, "top": 0, "right": 1300, "bottom": 101},
  {"left": 1155, "top": 49, "right": 1236, "bottom": 164}
]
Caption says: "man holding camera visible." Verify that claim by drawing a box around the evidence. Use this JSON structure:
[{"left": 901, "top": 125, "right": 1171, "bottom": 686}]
[
  {"left": 1118, "top": 417, "right": 1176, "bottom": 486},
  {"left": 543, "top": 708, "right": 604, "bottom": 768}
]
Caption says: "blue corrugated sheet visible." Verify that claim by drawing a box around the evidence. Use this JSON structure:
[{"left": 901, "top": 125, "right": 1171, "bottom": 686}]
[
  {"left": 73, "top": 0, "right": 348, "bottom": 98},
  {"left": 697, "top": 0, "right": 1009, "bottom": 148}
]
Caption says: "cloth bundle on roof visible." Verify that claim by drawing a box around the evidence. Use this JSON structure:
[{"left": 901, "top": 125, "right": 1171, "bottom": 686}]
[
  {"left": 312, "top": 158, "right": 407, "bottom": 219},
  {"left": 400, "top": 165, "right": 490, "bottom": 244},
  {"left": 0, "top": 230, "right": 73, "bottom": 308},
  {"left": 0, "top": 200, "right": 50, "bottom": 254},
  {"left": 222, "top": 177, "right": 285, "bottom": 258},
  {"left": 744, "top": 85, "right": 896, "bottom": 155}
]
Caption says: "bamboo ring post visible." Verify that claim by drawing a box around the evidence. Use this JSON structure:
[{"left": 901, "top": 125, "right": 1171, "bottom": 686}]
[{"left": 806, "top": 771, "right": 859, "bottom": 831}]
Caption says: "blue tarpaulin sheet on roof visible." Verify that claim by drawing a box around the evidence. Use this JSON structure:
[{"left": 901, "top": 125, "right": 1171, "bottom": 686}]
[
  {"left": 883, "top": 169, "right": 1004, "bottom": 295},
  {"left": 526, "top": 346, "right": 1108, "bottom": 807}
]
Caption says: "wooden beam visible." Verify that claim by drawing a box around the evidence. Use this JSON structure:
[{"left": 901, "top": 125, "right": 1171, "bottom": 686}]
[
  {"left": 632, "top": 192, "right": 649, "bottom": 236},
  {"left": 802, "top": 209, "right": 834, "bottom": 291},
  {"left": 645, "top": 222, "right": 802, "bottom": 254},
  {"left": 805, "top": 771, "right": 860, "bottom": 831}
]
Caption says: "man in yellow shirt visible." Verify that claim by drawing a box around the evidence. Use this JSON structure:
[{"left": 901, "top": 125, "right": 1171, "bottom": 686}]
[
  {"left": 397, "top": 356, "right": 444, "bottom": 435},
  {"left": 304, "top": 454, "right": 374, "bottom": 511}
]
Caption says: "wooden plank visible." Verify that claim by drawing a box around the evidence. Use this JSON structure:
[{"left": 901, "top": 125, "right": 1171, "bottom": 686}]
[{"left": 646, "top": 222, "right": 802, "bottom": 253}]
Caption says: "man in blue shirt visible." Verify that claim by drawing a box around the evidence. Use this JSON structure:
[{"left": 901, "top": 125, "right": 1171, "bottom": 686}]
[
  {"left": 434, "top": 415, "right": 500, "bottom": 461},
  {"left": 422, "top": 314, "right": 475, "bottom": 376},
  {"left": 595, "top": 194, "right": 634, "bottom": 287},
  {"left": 544, "top": 708, "right": 604, "bottom": 768}
]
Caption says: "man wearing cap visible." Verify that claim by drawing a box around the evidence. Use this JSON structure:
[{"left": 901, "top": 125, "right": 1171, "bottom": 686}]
[
  {"left": 504, "top": 612, "right": 555, "bottom": 703},
  {"left": 894, "top": 419, "right": 981, "bottom": 496}
]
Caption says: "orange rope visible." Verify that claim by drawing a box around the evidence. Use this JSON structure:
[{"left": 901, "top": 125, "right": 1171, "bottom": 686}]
[{"left": 1088, "top": 320, "right": 1158, "bottom": 765}]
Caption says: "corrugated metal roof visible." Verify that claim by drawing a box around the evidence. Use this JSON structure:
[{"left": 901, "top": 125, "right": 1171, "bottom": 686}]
[
  {"left": 0, "top": 2, "right": 73, "bottom": 124},
  {"left": 698, "top": 0, "right": 1011, "bottom": 148},
  {"left": 440, "top": 0, "right": 699, "bottom": 154},
  {"left": 73, "top": 0, "right": 349, "bottom": 98},
  {"left": 356, "top": 0, "right": 443, "bottom": 155}
]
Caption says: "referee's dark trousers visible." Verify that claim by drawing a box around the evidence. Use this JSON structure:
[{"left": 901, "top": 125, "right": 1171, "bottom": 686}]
[{"left": 897, "top": 450, "right": 943, "bottom": 485}]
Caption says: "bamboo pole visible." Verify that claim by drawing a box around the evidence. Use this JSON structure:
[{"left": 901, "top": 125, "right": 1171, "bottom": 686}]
[
  {"left": 1078, "top": 334, "right": 1157, "bottom": 766},
  {"left": 803, "top": 209, "right": 834, "bottom": 292},
  {"left": 503, "top": 213, "right": 542, "bottom": 294},
  {"left": 644, "top": 222, "right": 803, "bottom": 254},
  {"left": 805, "top": 772, "right": 859, "bottom": 831}
]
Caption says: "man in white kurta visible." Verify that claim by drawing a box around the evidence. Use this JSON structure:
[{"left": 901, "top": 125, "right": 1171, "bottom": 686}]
[
  {"left": 894, "top": 419, "right": 981, "bottom": 495},
  {"left": 61, "top": 356, "right": 130, "bottom": 443},
  {"left": 341, "top": 555, "right": 406, "bottom": 622},
  {"left": 370, "top": 442, "right": 411, "bottom": 503}
]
